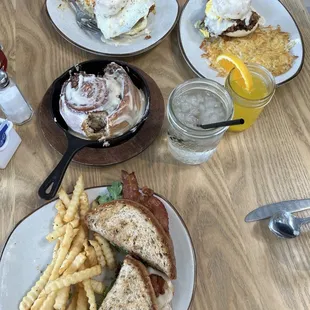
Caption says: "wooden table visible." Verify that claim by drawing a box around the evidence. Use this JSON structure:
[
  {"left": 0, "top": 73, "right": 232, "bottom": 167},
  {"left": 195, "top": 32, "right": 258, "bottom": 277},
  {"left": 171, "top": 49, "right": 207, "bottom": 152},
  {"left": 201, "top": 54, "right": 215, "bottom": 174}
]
[{"left": 2, "top": 0, "right": 310, "bottom": 309}]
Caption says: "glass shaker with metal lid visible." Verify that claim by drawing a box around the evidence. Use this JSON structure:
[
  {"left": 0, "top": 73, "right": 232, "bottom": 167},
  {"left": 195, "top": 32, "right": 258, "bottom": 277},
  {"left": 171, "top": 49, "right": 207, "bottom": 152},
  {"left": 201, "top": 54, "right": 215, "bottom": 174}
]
[{"left": 0, "top": 69, "right": 33, "bottom": 125}]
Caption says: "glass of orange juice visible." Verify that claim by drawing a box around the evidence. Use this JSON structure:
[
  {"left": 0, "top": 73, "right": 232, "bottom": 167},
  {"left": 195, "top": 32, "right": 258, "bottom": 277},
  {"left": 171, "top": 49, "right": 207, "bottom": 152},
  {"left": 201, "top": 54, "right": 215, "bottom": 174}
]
[{"left": 225, "top": 64, "right": 276, "bottom": 132}]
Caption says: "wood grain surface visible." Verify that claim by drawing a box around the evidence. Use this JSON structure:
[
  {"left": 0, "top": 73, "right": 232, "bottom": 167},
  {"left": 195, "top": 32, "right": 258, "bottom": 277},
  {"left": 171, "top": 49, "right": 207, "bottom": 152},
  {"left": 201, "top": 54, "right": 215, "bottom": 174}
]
[{"left": 1, "top": 0, "right": 310, "bottom": 309}]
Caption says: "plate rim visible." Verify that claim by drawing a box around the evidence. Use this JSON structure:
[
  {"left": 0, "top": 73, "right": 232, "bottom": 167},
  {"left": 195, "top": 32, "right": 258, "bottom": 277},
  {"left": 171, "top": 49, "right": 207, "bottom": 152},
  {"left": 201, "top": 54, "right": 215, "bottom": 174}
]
[
  {"left": 178, "top": 0, "right": 305, "bottom": 86},
  {"left": 0, "top": 185, "right": 197, "bottom": 310},
  {"left": 45, "top": 0, "right": 181, "bottom": 57}
]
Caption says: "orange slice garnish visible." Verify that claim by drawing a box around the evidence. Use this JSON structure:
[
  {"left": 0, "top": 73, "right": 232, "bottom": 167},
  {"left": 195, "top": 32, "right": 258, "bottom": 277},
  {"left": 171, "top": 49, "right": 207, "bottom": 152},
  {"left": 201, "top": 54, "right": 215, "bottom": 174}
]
[{"left": 216, "top": 53, "right": 253, "bottom": 91}]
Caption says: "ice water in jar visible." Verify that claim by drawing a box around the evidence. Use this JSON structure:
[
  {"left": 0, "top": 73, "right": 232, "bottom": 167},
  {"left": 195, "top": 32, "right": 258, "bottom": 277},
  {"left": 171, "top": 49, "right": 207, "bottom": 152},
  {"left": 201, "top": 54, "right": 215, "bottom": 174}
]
[{"left": 167, "top": 79, "right": 233, "bottom": 165}]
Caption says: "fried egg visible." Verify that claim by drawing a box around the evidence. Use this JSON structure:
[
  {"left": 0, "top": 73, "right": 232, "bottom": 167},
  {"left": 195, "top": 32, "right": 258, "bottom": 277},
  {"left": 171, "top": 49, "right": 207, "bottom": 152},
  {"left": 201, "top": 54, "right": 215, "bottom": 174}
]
[
  {"left": 203, "top": 0, "right": 237, "bottom": 37},
  {"left": 95, "top": 0, "right": 155, "bottom": 39},
  {"left": 213, "top": 0, "right": 251, "bottom": 19}
]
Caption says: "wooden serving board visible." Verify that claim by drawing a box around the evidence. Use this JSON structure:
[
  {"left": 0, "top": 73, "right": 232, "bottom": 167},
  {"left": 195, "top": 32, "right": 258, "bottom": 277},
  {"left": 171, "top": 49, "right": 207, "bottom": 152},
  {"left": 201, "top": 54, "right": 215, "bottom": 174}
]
[{"left": 39, "top": 69, "right": 165, "bottom": 166}]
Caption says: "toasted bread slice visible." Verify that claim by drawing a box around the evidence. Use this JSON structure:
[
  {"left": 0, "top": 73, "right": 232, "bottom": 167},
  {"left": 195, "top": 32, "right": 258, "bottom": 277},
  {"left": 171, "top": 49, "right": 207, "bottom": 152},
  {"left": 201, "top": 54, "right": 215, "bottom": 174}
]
[
  {"left": 85, "top": 199, "right": 177, "bottom": 279},
  {"left": 100, "top": 256, "right": 158, "bottom": 310}
]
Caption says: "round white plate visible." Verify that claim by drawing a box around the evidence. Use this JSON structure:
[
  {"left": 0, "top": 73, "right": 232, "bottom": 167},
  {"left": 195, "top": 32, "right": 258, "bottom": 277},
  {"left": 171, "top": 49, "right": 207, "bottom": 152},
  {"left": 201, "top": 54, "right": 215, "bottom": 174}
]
[
  {"left": 179, "top": 0, "right": 304, "bottom": 86},
  {"left": 0, "top": 187, "right": 196, "bottom": 309},
  {"left": 46, "top": 0, "right": 180, "bottom": 56}
]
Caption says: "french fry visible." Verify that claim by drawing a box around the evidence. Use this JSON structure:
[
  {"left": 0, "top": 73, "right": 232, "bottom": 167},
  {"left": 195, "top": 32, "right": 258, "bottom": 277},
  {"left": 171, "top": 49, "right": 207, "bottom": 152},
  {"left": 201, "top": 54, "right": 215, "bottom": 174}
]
[
  {"left": 64, "top": 175, "right": 84, "bottom": 222},
  {"left": 54, "top": 288, "right": 69, "bottom": 310},
  {"left": 79, "top": 192, "right": 89, "bottom": 220},
  {"left": 54, "top": 253, "right": 87, "bottom": 310},
  {"left": 50, "top": 224, "right": 76, "bottom": 281},
  {"left": 58, "top": 188, "right": 70, "bottom": 208},
  {"left": 33, "top": 227, "right": 76, "bottom": 309},
  {"left": 91, "top": 200, "right": 99, "bottom": 209},
  {"left": 94, "top": 233, "right": 116, "bottom": 269},
  {"left": 83, "top": 280, "right": 97, "bottom": 310},
  {"left": 65, "top": 253, "right": 87, "bottom": 274},
  {"left": 76, "top": 285, "right": 88, "bottom": 310},
  {"left": 45, "top": 265, "right": 102, "bottom": 293},
  {"left": 41, "top": 291, "right": 56, "bottom": 310},
  {"left": 53, "top": 213, "right": 63, "bottom": 231},
  {"left": 89, "top": 240, "right": 106, "bottom": 268},
  {"left": 53, "top": 240, "right": 61, "bottom": 256},
  {"left": 55, "top": 200, "right": 66, "bottom": 219},
  {"left": 66, "top": 289, "right": 78, "bottom": 310},
  {"left": 27, "top": 241, "right": 60, "bottom": 310},
  {"left": 59, "top": 227, "right": 86, "bottom": 274},
  {"left": 90, "top": 280, "right": 105, "bottom": 294},
  {"left": 31, "top": 294, "right": 47, "bottom": 310},
  {"left": 83, "top": 241, "right": 98, "bottom": 267},
  {"left": 46, "top": 217, "right": 79, "bottom": 242},
  {"left": 19, "top": 263, "right": 54, "bottom": 310}
]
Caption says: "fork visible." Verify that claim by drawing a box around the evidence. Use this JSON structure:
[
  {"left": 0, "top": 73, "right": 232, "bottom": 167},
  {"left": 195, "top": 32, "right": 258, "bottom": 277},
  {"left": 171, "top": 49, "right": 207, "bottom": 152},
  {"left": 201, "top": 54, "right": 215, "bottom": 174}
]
[{"left": 68, "top": 0, "right": 101, "bottom": 34}]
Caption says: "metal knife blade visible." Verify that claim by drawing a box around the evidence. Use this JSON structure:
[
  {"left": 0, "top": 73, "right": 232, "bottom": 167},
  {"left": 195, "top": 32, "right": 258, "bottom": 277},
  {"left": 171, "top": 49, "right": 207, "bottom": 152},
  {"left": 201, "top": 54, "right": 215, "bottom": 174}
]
[{"left": 245, "top": 199, "right": 310, "bottom": 222}]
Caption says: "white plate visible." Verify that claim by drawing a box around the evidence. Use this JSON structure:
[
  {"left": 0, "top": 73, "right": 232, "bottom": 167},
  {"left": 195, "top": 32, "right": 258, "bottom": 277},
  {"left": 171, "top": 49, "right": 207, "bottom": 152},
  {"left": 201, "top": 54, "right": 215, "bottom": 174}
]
[
  {"left": 46, "top": 0, "right": 180, "bottom": 56},
  {"left": 179, "top": 0, "right": 304, "bottom": 86},
  {"left": 0, "top": 187, "right": 196, "bottom": 309}
]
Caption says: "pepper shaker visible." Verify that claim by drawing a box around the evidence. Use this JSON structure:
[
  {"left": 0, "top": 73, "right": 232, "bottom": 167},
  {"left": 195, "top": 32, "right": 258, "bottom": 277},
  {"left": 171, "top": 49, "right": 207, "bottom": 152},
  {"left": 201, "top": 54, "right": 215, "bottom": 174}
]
[{"left": 0, "top": 69, "right": 33, "bottom": 125}]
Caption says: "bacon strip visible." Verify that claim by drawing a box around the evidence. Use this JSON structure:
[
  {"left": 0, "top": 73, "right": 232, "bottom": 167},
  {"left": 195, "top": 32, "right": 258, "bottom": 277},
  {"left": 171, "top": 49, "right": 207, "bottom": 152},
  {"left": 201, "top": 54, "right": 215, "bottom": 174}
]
[
  {"left": 121, "top": 170, "right": 169, "bottom": 233},
  {"left": 150, "top": 274, "right": 166, "bottom": 297}
]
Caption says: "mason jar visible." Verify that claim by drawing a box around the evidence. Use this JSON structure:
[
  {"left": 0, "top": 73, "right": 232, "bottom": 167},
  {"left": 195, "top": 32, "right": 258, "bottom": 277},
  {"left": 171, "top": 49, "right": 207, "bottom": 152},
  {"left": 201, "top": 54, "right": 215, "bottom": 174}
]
[
  {"left": 167, "top": 78, "right": 233, "bottom": 165},
  {"left": 225, "top": 64, "right": 276, "bottom": 132}
]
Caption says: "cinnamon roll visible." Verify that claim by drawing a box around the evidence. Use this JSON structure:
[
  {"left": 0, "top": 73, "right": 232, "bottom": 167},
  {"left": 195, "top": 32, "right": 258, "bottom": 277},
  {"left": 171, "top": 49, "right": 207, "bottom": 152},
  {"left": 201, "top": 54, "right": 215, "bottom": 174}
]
[{"left": 59, "top": 62, "right": 146, "bottom": 140}]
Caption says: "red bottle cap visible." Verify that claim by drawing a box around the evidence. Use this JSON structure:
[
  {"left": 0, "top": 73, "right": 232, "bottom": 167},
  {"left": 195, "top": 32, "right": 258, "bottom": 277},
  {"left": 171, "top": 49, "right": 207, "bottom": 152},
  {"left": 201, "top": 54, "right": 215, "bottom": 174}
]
[{"left": 0, "top": 46, "right": 7, "bottom": 71}]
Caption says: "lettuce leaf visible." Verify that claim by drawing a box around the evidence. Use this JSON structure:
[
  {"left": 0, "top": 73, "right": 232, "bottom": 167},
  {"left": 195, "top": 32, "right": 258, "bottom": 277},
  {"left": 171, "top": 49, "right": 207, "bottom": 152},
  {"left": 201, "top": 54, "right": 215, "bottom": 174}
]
[{"left": 96, "top": 181, "right": 122, "bottom": 204}]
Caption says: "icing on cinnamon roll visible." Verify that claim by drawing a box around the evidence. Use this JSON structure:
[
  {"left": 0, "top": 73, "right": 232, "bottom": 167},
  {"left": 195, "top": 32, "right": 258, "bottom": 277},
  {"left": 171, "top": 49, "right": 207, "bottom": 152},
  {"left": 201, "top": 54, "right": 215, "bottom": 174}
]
[{"left": 59, "top": 62, "right": 146, "bottom": 140}]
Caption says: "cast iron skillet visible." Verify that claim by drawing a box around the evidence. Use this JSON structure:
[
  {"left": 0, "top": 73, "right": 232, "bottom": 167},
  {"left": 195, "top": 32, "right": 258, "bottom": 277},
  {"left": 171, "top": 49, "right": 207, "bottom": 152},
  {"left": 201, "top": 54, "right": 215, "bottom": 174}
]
[{"left": 38, "top": 59, "right": 150, "bottom": 200}]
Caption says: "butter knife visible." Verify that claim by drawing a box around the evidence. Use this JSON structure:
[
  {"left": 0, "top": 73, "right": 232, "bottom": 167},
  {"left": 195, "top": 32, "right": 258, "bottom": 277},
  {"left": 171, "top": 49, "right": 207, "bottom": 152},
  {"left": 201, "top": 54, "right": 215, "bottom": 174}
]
[{"left": 245, "top": 199, "right": 310, "bottom": 222}]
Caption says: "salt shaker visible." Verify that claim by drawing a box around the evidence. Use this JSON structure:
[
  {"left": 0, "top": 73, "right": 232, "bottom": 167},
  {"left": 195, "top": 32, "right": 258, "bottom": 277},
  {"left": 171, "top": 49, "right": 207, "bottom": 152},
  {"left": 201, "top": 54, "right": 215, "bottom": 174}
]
[{"left": 0, "top": 69, "right": 33, "bottom": 125}]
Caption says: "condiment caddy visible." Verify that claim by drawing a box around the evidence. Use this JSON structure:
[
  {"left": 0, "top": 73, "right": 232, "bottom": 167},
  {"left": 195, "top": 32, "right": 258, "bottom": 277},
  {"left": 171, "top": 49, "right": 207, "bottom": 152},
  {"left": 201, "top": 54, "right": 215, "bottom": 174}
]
[{"left": 0, "top": 118, "right": 21, "bottom": 169}]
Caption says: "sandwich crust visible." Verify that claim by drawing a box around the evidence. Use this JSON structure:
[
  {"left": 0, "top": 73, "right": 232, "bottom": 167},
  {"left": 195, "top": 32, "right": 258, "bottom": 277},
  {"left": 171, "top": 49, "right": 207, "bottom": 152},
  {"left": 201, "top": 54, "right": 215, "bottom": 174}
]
[
  {"left": 100, "top": 255, "right": 158, "bottom": 310},
  {"left": 85, "top": 199, "right": 177, "bottom": 279}
]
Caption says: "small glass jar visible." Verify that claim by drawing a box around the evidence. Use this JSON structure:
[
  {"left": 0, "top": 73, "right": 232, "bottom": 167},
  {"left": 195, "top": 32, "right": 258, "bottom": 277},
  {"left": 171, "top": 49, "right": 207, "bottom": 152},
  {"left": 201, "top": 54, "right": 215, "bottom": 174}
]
[
  {"left": 0, "top": 70, "right": 33, "bottom": 125},
  {"left": 225, "top": 64, "right": 276, "bottom": 132},
  {"left": 167, "top": 78, "right": 233, "bottom": 165}
]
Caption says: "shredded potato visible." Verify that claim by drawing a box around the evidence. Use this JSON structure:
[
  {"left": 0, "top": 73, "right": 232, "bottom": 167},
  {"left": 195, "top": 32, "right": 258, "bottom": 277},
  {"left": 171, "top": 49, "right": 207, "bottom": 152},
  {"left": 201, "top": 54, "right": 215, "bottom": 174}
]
[{"left": 200, "top": 26, "right": 297, "bottom": 76}]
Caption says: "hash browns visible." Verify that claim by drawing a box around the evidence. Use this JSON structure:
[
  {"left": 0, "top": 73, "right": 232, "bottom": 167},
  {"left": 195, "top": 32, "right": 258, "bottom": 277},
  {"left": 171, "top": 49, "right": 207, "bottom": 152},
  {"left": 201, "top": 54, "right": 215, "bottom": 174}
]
[{"left": 200, "top": 26, "right": 297, "bottom": 76}]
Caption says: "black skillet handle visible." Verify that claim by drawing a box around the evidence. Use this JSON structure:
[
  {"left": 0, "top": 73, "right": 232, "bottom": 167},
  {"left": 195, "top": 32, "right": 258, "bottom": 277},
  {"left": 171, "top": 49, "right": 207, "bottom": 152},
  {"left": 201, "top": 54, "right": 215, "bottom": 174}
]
[{"left": 38, "top": 136, "right": 88, "bottom": 200}]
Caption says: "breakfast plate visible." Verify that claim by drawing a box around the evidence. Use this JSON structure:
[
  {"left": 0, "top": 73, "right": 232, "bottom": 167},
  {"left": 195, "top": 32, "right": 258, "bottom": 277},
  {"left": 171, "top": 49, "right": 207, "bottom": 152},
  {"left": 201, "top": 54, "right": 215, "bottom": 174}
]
[
  {"left": 0, "top": 186, "right": 196, "bottom": 309},
  {"left": 179, "top": 0, "right": 304, "bottom": 86},
  {"left": 46, "top": 0, "right": 180, "bottom": 56}
]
